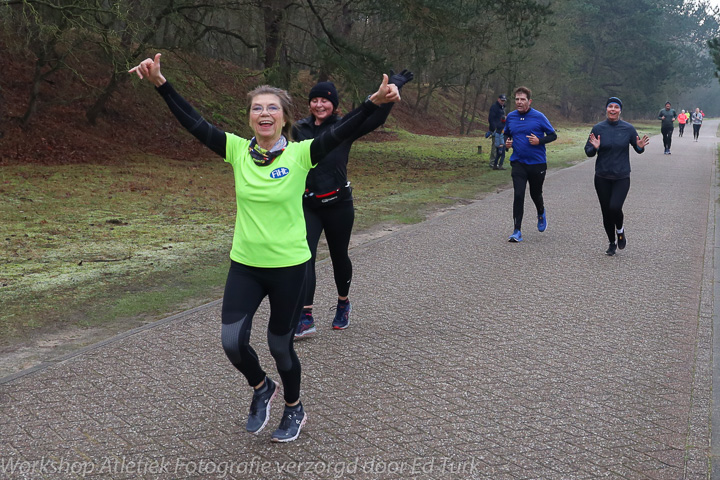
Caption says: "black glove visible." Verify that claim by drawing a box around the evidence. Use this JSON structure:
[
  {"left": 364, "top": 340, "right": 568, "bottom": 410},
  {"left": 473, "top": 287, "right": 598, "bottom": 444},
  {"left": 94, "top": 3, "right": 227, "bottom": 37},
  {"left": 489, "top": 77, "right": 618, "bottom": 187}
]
[{"left": 389, "top": 69, "right": 414, "bottom": 89}]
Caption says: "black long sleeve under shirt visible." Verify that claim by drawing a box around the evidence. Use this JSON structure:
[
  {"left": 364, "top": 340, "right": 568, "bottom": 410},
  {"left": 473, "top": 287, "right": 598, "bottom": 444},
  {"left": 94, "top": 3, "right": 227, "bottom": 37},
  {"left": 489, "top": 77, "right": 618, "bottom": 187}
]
[{"left": 156, "top": 81, "right": 380, "bottom": 164}]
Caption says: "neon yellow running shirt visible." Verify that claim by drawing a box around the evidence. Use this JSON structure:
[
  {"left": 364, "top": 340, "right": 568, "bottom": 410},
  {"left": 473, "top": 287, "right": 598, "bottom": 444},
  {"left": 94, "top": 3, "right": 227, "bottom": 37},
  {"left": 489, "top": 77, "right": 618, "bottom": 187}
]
[{"left": 224, "top": 133, "right": 314, "bottom": 268}]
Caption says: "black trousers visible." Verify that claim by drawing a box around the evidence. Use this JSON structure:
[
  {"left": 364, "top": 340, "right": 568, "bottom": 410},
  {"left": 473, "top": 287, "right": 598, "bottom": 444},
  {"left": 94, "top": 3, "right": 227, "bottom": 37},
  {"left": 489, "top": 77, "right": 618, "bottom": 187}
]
[
  {"left": 661, "top": 125, "right": 674, "bottom": 150},
  {"left": 304, "top": 199, "right": 355, "bottom": 306},
  {"left": 221, "top": 260, "right": 306, "bottom": 403},
  {"left": 693, "top": 124, "right": 701, "bottom": 140},
  {"left": 594, "top": 175, "right": 630, "bottom": 244},
  {"left": 511, "top": 161, "right": 546, "bottom": 230}
]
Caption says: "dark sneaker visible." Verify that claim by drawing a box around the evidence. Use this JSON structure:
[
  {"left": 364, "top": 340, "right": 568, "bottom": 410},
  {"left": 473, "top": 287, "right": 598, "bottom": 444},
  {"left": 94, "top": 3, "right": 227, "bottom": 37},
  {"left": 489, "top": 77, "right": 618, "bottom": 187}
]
[
  {"left": 537, "top": 209, "right": 547, "bottom": 232},
  {"left": 294, "top": 312, "right": 316, "bottom": 340},
  {"left": 331, "top": 301, "right": 352, "bottom": 330},
  {"left": 605, "top": 243, "right": 617, "bottom": 256},
  {"left": 246, "top": 378, "right": 277, "bottom": 434},
  {"left": 617, "top": 231, "right": 626, "bottom": 250},
  {"left": 271, "top": 404, "right": 307, "bottom": 443},
  {"left": 508, "top": 229, "right": 523, "bottom": 242}
]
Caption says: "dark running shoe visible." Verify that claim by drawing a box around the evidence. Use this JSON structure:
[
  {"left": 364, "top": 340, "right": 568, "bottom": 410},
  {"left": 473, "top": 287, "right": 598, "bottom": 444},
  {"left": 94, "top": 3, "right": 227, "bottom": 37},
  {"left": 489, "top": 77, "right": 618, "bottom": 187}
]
[
  {"left": 246, "top": 377, "right": 277, "bottom": 434},
  {"left": 271, "top": 404, "right": 307, "bottom": 443},
  {"left": 605, "top": 243, "right": 617, "bottom": 256},
  {"left": 331, "top": 300, "right": 352, "bottom": 330},
  {"left": 617, "top": 231, "right": 626, "bottom": 250},
  {"left": 294, "top": 311, "right": 316, "bottom": 340}
]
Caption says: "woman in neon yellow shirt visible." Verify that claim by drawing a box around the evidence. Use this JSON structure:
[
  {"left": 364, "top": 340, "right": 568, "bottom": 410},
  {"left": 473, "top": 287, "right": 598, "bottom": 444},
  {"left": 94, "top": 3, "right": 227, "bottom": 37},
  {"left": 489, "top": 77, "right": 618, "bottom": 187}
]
[{"left": 130, "top": 54, "right": 399, "bottom": 443}]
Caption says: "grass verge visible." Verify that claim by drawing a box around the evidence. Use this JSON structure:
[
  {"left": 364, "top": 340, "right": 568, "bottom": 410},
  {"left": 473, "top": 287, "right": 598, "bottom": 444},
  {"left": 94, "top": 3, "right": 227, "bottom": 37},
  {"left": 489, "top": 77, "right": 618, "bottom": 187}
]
[{"left": 0, "top": 123, "right": 661, "bottom": 349}]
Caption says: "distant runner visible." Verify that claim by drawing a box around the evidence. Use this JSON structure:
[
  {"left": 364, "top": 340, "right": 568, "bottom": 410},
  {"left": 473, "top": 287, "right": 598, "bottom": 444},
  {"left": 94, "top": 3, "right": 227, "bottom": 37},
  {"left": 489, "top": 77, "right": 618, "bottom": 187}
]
[
  {"left": 658, "top": 101, "right": 676, "bottom": 154},
  {"left": 691, "top": 107, "right": 703, "bottom": 141}
]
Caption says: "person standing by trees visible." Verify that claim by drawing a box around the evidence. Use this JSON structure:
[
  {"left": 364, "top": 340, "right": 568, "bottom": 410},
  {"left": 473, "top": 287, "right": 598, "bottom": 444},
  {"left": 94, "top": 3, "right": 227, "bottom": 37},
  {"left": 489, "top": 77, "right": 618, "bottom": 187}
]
[
  {"left": 488, "top": 94, "right": 507, "bottom": 170},
  {"left": 658, "top": 102, "right": 677, "bottom": 154},
  {"left": 292, "top": 70, "right": 413, "bottom": 339},
  {"left": 503, "top": 86, "right": 557, "bottom": 242},
  {"left": 691, "top": 107, "right": 703, "bottom": 141},
  {"left": 128, "top": 54, "right": 400, "bottom": 442},
  {"left": 584, "top": 97, "right": 650, "bottom": 256},
  {"left": 677, "top": 109, "right": 687, "bottom": 137}
]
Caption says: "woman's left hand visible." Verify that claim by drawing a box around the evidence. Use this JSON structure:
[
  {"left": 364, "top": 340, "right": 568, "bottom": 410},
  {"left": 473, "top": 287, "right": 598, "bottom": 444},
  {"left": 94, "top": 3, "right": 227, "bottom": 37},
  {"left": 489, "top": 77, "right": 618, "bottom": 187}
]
[
  {"left": 369, "top": 74, "right": 400, "bottom": 105},
  {"left": 637, "top": 134, "right": 650, "bottom": 149}
]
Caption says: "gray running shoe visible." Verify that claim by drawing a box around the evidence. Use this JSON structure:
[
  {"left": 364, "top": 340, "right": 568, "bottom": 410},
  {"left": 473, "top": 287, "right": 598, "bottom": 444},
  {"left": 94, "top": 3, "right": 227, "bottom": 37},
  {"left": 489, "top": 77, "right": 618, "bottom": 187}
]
[
  {"left": 246, "top": 378, "right": 277, "bottom": 434},
  {"left": 271, "top": 404, "right": 307, "bottom": 443}
]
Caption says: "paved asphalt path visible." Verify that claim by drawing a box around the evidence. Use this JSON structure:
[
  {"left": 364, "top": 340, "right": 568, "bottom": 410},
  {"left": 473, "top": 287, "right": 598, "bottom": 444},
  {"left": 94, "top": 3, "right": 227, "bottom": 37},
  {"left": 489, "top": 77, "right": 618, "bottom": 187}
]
[{"left": 1, "top": 120, "right": 718, "bottom": 479}]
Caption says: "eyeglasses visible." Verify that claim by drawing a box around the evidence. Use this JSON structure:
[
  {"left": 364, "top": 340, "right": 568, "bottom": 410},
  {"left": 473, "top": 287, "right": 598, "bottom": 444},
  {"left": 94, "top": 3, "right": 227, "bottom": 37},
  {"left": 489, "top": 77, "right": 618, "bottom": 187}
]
[{"left": 250, "top": 105, "right": 281, "bottom": 115}]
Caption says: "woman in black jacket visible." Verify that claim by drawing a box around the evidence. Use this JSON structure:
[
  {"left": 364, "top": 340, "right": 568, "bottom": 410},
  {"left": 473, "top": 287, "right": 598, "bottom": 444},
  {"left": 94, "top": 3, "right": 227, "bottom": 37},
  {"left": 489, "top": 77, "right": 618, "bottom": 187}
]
[
  {"left": 293, "top": 71, "right": 413, "bottom": 338},
  {"left": 584, "top": 97, "right": 650, "bottom": 256}
]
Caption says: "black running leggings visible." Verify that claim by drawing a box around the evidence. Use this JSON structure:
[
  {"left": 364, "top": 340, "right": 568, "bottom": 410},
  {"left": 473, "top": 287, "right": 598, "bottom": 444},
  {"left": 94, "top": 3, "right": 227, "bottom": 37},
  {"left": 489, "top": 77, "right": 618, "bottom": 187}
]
[
  {"left": 693, "top": 124, "right": 701, "bottom": 140},
  {"left": 221, "top": 260, "right": 306, "bottom": 403},
  {"left": 594, "top": 176, "right": 630, "bottom": 244},
  {"left": 678, "top": 123, "right": 685, "bottom": 136},
  {"left": 511, "top": 162, "right": 546, "bottom": 230},
  {"left": 661, "top": 125, "right": 674, "bottom": 150},
  {"left": 304, "top": 199, "right": 354, "bottom": 306}
]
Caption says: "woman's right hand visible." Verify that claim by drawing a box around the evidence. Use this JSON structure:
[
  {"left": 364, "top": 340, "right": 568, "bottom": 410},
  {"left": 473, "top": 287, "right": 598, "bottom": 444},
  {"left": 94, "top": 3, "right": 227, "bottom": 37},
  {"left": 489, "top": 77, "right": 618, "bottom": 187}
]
[
  {"left": 128, "top": 53, "right": 166, "bottom": 87},
  {"left": 588, "top": 133, "right": 601, "bottom": 149}
]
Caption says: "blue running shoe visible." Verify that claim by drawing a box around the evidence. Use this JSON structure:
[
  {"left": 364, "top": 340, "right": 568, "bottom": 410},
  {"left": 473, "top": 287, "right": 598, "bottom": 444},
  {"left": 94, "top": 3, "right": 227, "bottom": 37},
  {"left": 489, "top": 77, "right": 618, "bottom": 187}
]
[
  {"left": 246, "top": 377, "right": 277, "bottom": 434},
  {"left": 508, "top": 230, "right": 523, "bottom": 242},
  {"left": 537, "top": 209, "right": 547, "bottom": 232},
  {"left": 331, "top": 300, "right": 352, "bottom": 330},
  {"left": 271, "top": 403, "right": 307, "bottom": 443},
  {"left": 294, "top": 311, "right": 316, "bottom": 340}
]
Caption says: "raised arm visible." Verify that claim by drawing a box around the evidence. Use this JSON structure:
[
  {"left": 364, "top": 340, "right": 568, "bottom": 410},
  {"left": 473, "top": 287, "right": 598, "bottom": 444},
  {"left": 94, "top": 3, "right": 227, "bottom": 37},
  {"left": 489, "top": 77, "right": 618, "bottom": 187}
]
[
  {"left": 129, "top": 54, "right": 227, "bottom": 158},
  {"left": 339, "top": 69, "right": 414, "bottom": 142},
  {"left": 585, "top": 131, "right": 600, "bottom": 157}
]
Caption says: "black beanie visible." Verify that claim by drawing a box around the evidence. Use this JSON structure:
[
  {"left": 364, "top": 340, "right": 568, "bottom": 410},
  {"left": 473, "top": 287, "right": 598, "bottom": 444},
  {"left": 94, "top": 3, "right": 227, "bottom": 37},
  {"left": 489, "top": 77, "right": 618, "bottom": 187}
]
[
  {"left": 606, "top": 97, "right": 622, "bottom": 110},
  {"left": 308, "top": 82, "right": 339, "bottom": 109}
]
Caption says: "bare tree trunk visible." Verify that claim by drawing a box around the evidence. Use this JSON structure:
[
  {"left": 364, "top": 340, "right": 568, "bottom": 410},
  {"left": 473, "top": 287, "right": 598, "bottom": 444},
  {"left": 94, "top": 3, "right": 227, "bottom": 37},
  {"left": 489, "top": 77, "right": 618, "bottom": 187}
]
[{"left": 262, "top": 0, "right": 291, "bottom": 86}]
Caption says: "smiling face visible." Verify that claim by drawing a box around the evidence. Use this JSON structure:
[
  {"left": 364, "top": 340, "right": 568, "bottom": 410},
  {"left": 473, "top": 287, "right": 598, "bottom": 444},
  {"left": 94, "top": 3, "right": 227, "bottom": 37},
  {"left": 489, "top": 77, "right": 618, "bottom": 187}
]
[
  {"left": 249, "top": 93, "right": 285, "bottom": 143},
  {"left": 606, "top": 103, "right": 621, "bottom": 122},
  {"left": 310, "top": 97, "right": 334, "bottom": 124}
]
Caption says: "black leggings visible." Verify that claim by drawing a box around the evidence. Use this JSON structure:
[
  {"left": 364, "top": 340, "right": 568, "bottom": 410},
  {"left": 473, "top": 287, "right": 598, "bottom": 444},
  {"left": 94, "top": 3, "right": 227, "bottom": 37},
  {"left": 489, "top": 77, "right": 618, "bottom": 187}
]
[
  {"left": 304, "top": 199, "right": 354, "bottom": 306},
  {"left": 693, "top": 124, "right": 701, "bottom": 140},
  {"left": 221, "top": 260, "right": 307, "bottom": 403},
  {"left": 661, "top": 125, "right": 674, "bottom": 150},
  {"left": 511, "top": 162, "right": 546, "bottom": 230},
  {"left": 678, "top": 123, "right": 685, "bottom": 136},
  {"left": 594, "top": 176, "right": 630, "bottom": 244}
]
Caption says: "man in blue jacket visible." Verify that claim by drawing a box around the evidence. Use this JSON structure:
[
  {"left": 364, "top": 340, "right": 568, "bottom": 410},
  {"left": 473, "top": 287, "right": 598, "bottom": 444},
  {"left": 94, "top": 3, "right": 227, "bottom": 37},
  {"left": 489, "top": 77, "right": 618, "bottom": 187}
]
[
  {"left": 487, "top": 94, "right": 507, "bottom": 169},
  {"left": 503, "top": 86, "right": 557, "bottom": 242}
]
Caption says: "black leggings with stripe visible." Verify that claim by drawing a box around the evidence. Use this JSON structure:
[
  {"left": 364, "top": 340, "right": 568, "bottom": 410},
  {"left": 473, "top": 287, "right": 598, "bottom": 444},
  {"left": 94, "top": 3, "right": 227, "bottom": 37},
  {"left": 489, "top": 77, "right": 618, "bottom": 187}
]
[
  {"left": 221, "top": 260, "right": 307, "bottom": 403},
  {"left": 511, "top": 162, "right": 546, "bottom": 230}
]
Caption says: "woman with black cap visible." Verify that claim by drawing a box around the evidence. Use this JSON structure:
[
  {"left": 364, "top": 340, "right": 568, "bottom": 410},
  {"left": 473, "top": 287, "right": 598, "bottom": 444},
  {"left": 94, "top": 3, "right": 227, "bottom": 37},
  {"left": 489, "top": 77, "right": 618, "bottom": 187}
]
[
  {"left": 293, "top": 71, "right": 413, "bottom": 338},
  {"left": 584, "top": 97, "right": 650, "bottom": 256}
]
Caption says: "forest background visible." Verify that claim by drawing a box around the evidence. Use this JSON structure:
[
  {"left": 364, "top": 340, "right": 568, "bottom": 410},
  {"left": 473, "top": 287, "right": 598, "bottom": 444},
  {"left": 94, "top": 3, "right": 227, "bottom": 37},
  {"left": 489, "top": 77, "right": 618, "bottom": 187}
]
[{"left": 3, "top": 0, "right": 720, "bottom": 373}]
